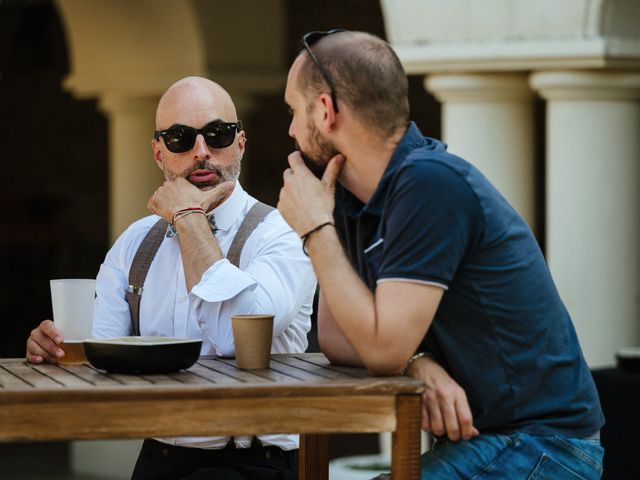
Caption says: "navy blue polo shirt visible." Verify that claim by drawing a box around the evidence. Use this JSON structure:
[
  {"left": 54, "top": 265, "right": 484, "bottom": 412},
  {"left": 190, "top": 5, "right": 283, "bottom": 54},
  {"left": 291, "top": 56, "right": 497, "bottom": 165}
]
[{"left": 334, "top": 122, "right": 604, "bottom": 437}]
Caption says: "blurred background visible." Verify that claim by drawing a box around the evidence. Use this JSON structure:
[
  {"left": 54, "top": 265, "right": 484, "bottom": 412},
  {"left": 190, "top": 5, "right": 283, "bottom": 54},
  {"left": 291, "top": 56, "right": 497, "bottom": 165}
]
[{"left": 0, "top": 0, "right": 638, "bottom": 478}]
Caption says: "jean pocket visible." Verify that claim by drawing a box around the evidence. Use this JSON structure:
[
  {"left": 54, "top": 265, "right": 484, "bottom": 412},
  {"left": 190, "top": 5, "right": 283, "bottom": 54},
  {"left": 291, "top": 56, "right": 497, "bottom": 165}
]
[
  {"left": 528, "top": 453, "right": 592, "bottom": 480},
  {"left": 549, "top": 436, "right": 604, "bottom": 475}
]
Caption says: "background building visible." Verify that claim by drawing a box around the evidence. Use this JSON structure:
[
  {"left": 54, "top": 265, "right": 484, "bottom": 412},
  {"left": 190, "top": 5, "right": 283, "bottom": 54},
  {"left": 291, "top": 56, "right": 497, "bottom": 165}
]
[{"left": 1, "top": 0, "right": 638, "bottom": 478}]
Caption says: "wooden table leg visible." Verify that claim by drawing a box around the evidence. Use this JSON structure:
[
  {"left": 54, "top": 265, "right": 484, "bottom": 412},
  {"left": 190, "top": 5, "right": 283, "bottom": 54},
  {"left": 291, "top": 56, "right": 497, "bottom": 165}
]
[
  {"left": 299, "top": 433, "right": 329, "bottom": 480},
  {"left": 391, "top": 394, "right": 422, "bottom": 480}
]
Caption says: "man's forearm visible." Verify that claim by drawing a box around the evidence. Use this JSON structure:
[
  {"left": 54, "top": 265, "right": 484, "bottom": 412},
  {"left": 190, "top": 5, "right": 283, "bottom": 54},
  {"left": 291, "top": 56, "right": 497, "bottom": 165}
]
[
  {"left": 174, "top": 214, "right": 224, "bottom": 291},
  {"left": 305, "top": 225, "right": 399, "bottom": 373}
]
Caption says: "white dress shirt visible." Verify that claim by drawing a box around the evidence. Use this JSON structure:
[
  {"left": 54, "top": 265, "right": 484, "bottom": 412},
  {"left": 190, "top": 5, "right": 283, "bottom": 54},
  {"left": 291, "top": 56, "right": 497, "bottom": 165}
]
[{"left": 93, "top": 182, "right": 316, "bottom": 450}]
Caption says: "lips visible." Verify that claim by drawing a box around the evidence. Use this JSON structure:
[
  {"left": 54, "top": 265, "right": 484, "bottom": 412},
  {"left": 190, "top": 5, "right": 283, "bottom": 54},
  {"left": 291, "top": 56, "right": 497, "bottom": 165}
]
[{"left": 188, "top": 169, "right": 218, "bottom": 183}]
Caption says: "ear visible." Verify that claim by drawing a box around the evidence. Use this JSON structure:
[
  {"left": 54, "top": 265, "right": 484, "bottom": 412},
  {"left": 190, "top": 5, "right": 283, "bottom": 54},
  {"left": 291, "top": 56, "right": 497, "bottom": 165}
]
[
  {"left": 318, "top": 93, "right": 337, "bottom": 133},
  {"left": 151, "top": 138, "right": 164, "bottom": 171},
  {"left": 236, "top": 130, "right": 246, "bottom": 157}
]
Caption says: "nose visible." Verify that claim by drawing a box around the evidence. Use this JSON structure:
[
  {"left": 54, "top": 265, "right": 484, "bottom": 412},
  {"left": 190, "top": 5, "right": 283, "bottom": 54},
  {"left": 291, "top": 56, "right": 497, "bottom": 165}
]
[
  {"left": 192, "top": 133, "right": 210, "bottom": 159},
  {"left": 288, "top": 120, "right": 295, "bottom": 139}
]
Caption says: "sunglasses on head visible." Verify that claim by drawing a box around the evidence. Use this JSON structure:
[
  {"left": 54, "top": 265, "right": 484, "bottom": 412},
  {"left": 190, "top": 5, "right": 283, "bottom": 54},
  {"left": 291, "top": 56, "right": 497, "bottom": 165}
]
[
  {"left": 154, "top": 120, "right": 243, "bottom": 153},
  {"left": 298, "top": 29, "right": 347, "bottom": 113}
]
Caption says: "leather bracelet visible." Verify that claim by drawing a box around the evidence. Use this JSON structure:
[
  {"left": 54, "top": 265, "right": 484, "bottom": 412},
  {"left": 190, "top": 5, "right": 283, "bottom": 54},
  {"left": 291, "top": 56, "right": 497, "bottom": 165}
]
[
  {"left": 400, "top": 352, "right": 431, "bottom": 375},
  {"left": 172, "top": 207, "right": 205, "bottom": 225},
  {"left": 300, "top": 221, "right": 335, "bottom": 256}
]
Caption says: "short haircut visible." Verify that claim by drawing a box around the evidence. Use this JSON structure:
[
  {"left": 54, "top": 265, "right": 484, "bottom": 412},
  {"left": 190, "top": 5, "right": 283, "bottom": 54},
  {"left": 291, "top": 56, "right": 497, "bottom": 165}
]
[{"left": 297, "top": 31, "right": 409, "bottom": 139}]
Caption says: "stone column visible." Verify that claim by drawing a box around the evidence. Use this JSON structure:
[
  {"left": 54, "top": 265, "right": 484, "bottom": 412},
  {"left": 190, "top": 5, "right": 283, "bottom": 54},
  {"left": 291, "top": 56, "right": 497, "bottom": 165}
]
[
  {"left": 425, "top": 74, "right": 537, "bottom": 230},
  {"left": 99, "top": 95, "right": 164, "bottom": 242},
  {"left": 530, "top": 71, "right": 640, "bottom": 367}
]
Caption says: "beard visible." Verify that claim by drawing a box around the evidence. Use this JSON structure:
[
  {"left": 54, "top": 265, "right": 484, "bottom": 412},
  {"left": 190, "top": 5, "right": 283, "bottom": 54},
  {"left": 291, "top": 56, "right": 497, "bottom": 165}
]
[
  {"left": 165, "top": 155, "right": 241, "bottom": 190},
  {"left": 296, "top": 119, "right": 339, "bottom": 179}
]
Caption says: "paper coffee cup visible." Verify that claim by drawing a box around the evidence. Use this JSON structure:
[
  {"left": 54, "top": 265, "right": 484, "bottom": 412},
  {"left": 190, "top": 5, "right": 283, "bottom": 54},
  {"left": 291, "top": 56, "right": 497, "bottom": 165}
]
[
  {"left": 231, "top": 314, "right": 274, "bottom": 369},
  {"left": 50, "top": 279, "right": 96, "bottom": 364}
]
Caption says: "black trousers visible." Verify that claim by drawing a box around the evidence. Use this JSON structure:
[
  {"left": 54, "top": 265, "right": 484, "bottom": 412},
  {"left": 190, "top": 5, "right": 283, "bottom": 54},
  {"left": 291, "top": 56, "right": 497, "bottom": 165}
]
[{"left": 131, "top": 438, "right": 298, "bottom": 480}]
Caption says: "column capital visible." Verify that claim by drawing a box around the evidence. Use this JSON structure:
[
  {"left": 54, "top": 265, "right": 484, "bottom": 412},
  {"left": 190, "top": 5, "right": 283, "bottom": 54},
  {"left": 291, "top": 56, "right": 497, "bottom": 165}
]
[
  {"left": 530, "top": 71, "right": 640, "bottom": 101},
  {"left": 425, "top": 73, "right": 534, "bottom": 103}
]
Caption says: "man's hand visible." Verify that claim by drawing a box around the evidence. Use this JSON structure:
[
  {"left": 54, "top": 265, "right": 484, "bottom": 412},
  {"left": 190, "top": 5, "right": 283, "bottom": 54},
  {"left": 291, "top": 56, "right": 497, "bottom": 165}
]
[
  {"left": 26, "top": 320, "right": 65, "bottom": 364},
  {"left": 147, "top": 178, "right": 235, "bottom": 223},
  {"left": 278, "top": 152, "right": 344, "bottom": 236},
  {"left": 406, "top": 354, "right": 479, "bottom": 441}
]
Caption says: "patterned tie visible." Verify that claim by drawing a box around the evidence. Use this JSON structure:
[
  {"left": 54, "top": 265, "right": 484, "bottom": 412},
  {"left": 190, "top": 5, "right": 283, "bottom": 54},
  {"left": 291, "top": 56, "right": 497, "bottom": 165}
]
[{"left": 165, "top": 213, "right": 219, "bottom": 238}]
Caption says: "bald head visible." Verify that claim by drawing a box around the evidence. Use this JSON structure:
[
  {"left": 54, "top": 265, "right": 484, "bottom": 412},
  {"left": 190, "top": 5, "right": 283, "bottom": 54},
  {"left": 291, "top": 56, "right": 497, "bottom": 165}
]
[
  {"left": 295, "top": 31, "right": 409, "bottom": 138},
  {"left": 156, "top": 76, "right": 238, "bottom": 130}
]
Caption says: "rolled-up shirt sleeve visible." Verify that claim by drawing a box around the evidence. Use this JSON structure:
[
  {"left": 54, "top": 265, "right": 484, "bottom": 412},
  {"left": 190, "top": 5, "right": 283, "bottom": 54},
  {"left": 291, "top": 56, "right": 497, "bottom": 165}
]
[{"left": 189, "top": 217, "right": 316, "bottom": 357}]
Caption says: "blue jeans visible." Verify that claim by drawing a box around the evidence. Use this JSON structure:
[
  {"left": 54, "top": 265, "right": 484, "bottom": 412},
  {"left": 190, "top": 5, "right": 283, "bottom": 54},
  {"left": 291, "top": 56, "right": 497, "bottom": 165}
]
[{"left": 420, "top": 432, "right": 603, "bottom": 479}]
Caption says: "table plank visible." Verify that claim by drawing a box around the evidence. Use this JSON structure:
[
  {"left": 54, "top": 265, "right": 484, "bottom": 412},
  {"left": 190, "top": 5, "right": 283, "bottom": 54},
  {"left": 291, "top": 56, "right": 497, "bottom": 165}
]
[
  {"left": 0, "top": 394, "right": 397, "bottom": 442},
  {"left": 186, "top": 363, "right": 240, "bottom": 384},
  {"left": 167, "top": 371, "right": 212, "bottom": 385},
  {"left": 2, "top": 362, "right": 63, "bottom": 388},
  {"left": 58, "top": 364, "right": 123, "bottom": 386},
  {"left": 271, "top": 356, "right": 351, "bottom": 380},
  {"left": 197, "top": 358, "right": 272, "bottom": 383},
  {"left": 29, "top": 364, "right": 95, "bottom": 388},
  {"left": 293, "top": 354, "right": 370, "bottom": 378},
  {"left": 216, "top": 357, "right": 306, "bottom": 383},
  {"left": 0, "top": 366, "right": 32, "bottom": 389},
  {"left": 138, "top": 374, "right": 185, "bottom": 386}
]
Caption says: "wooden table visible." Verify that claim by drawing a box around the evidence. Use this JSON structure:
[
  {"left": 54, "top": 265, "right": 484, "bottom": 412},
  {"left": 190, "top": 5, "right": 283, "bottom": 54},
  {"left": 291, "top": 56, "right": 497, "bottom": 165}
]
[{"left": 0, "top": 353, "right": 424, "bottom": 479}]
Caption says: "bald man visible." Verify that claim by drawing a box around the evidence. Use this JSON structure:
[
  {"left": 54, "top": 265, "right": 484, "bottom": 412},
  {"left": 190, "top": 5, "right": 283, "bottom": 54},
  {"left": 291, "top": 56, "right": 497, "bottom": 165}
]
[{"left": 27, "top": 76, "right": 314, "bottom": 479}]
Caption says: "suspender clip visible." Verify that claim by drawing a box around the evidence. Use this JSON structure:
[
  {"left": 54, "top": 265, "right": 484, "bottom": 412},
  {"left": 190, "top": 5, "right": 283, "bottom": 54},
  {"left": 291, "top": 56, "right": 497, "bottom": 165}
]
[{"left": 126, "top": 284, "right": 143, "bottom": 295}]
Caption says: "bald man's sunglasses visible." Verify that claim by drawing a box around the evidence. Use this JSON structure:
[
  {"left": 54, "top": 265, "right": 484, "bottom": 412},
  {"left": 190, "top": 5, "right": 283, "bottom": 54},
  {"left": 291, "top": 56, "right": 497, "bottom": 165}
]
[
  {"left": 154, "top": 120, "right": 243, "bottom": 153},
  {"left": 298, "top": 29, "right": 346, "bottom": 113}
]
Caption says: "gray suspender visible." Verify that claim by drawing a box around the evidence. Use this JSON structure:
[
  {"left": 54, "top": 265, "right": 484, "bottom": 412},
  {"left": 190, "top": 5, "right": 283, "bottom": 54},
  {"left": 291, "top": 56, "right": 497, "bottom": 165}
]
[{"left": 125, "top": 202, "right": 275, "bottom": 336}]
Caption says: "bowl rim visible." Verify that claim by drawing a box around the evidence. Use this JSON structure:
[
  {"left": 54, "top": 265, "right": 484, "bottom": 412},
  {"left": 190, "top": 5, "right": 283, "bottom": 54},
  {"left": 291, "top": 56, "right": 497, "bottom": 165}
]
[{"left": 84, "top": 336, "right": 202, "bottom": 347}]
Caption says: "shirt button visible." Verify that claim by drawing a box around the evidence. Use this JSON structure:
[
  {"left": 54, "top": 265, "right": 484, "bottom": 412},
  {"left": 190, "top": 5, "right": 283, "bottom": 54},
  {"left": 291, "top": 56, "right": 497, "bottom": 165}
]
[
  {"left": 265, "top": 450, "right": 272, "bottom": 459},
  {"left": 179, "top": 295, "right": 188, "bottom": 302},
  {"left": 161, "top": 447, "right": 170, "bottom": 457}
]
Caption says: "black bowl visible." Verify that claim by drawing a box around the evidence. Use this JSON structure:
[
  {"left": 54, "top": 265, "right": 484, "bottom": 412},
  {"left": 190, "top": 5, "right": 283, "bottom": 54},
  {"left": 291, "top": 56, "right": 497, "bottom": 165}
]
[{"left": 84, "top": 337, "right": 202, "bottom": 374}]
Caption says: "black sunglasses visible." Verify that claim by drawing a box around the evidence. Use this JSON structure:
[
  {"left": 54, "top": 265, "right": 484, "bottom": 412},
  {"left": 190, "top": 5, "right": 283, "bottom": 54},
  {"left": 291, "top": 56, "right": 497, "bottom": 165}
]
[
  {"left": 299, "top": 29, "right": 346, "bottom": 113},
  {"left": 154, "top": 120, "right": 243, "bottom": 153}
]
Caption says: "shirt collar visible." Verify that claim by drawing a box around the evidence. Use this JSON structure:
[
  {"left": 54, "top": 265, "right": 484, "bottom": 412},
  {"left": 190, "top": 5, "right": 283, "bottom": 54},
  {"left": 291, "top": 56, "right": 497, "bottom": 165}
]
[
  {"left": 337, "top": 122, "right": 427, "bottom": 218},
  {"left": 210, "top": 181, "right": 247, "bottom": 232}
]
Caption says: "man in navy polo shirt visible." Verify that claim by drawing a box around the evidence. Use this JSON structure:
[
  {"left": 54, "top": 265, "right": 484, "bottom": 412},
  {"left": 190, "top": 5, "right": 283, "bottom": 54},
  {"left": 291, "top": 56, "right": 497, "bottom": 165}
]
[{"left": 278, "top": 30, "right": 604, "bottom": 479}]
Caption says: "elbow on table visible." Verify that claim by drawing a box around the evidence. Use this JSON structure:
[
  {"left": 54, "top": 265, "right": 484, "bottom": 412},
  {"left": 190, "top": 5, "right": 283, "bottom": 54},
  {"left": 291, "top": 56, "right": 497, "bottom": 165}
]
[{"left": 361, "top": 353, "right": 407, "bottom": 377}]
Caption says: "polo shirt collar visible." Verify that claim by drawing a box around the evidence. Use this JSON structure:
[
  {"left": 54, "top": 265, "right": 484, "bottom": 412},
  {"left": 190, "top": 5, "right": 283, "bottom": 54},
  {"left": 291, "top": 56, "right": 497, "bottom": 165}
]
[{"left": 338, "top": 122, "right": 426, "bottom": 217}]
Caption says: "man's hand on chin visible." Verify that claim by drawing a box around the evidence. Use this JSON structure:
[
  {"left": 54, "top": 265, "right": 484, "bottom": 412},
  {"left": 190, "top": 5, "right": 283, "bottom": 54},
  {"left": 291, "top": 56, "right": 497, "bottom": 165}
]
[
  {"left": 277, "top": 152, "right": 344, "bottom": 236},
  {"left": 147, "top": 178, "right": 235, "bottom": 223}
]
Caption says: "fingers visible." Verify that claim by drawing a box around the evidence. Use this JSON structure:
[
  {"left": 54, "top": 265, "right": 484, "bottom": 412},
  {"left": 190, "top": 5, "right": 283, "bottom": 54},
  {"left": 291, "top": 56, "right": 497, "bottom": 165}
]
[
  {"left": 287, "top": 152, "right": 305, "bottom": 170},
  {"left": 26, "top": 320, "right": 64, "bottom": 364},
  {"left": 423, "top": 381, "right": 478, "bottom": 442},
  {"left": 205, "top": 180, "right": 235, "bottom": 211},
  {"left": 454, "top": 394, "right": 478, "bottom": 440},
  {"left": 425, "top": 392, "right": 446, "bottom": 437},
  {"left": 321, "top": 154, "right": 345, "bottom": 190}
]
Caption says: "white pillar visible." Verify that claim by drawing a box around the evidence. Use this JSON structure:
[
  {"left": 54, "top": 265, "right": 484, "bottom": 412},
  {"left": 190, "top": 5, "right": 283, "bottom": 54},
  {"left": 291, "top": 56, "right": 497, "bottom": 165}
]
[
  {"left": 530, "top": 71, "right": 640, "bottom": 367},
  {"left": 425, "top": 74, "right": 537, "bottom": 230},
  {"left": 99, "top": 95, "right": 164, "bottom": 242}
]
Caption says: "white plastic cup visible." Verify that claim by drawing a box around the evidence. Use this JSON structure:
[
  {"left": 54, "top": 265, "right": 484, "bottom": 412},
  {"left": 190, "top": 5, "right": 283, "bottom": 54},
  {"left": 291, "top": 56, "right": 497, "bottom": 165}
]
[{"left": 50, "top": 279, "right": 96, "bottom": 341}]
